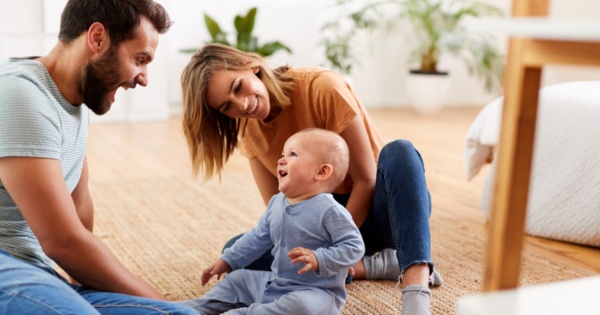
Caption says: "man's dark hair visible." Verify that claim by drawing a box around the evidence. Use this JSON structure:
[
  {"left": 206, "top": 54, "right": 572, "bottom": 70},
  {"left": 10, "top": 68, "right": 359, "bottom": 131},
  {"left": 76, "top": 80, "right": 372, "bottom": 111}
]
[{"left": 58, "top": 0, "right": 172, "bottom": 46}]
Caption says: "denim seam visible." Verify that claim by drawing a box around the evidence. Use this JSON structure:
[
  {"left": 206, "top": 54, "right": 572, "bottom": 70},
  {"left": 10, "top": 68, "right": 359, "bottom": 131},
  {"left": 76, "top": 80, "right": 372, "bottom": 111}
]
[
  {"left": 0, "top": 289, "right": 67, "bottom": 315},
  {"left": 93, "top": 304, "right": 171, "bottom": 314},
  {"left": 379, "top": 163, "right": 404, "bottom": 276}
]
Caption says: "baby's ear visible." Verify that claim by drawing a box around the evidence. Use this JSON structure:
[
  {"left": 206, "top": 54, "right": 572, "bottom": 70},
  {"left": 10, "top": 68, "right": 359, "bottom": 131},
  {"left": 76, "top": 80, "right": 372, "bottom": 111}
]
[{"left": 315, "top": 164, "right": 333, "bottom": 181}]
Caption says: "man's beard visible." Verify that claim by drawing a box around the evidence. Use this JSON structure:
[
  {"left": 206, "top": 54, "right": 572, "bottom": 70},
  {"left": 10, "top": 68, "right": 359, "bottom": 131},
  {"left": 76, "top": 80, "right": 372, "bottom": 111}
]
[{"left": 81, "top": 45, "right": 123, "bottom": 115}]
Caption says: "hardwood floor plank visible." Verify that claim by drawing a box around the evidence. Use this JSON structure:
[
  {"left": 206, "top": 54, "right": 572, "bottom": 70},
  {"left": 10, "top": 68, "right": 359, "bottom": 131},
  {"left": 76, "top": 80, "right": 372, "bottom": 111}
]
[{"left": 87, "top": 108, "right": 600, "bottom": 277}]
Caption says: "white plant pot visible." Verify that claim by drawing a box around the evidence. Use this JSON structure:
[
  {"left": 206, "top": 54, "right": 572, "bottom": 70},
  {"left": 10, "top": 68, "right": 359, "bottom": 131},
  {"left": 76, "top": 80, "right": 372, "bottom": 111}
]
[{"left": 406, "top": 71, "right": 450, "bottom": 115}]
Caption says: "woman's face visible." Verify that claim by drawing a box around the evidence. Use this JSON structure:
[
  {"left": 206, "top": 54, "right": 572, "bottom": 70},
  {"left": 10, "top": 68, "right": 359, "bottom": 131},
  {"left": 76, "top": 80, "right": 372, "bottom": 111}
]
[{"left": 205, "top": 68, "right": 271, "bottom": 120}]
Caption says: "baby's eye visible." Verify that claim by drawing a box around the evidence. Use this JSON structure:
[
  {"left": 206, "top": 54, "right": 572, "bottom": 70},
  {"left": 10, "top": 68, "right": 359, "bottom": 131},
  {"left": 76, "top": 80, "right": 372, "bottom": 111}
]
[{"left": 290, "top": 152, "right": 297, "bottom": 157}]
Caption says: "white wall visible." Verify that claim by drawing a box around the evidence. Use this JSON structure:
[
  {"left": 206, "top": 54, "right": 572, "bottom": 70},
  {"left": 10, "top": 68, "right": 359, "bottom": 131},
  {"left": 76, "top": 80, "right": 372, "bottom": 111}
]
[{"left": 1, "top": 0, "right": 600, "bottom": 122}]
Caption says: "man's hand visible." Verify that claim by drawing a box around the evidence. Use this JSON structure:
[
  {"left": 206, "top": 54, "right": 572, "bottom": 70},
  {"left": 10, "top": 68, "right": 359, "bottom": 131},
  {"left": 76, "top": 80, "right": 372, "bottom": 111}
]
[
  {"left": 288, "top": 247, "right": 318, "bottom": 275},
  {"left": 200, "top": 259, "right": 231, "bottom": 286}
]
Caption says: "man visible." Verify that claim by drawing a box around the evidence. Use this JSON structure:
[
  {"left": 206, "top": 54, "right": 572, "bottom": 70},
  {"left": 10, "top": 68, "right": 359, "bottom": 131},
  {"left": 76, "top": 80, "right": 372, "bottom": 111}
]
[{"left": 0, "top": 1, "right": 196, "bottom": 314}]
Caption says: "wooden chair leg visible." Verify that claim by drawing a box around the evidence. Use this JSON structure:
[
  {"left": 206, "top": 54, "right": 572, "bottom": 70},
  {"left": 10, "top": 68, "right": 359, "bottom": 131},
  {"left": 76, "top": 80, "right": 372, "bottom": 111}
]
[{"left": 483, "top": 37, "right": 543, "bottom": 291}]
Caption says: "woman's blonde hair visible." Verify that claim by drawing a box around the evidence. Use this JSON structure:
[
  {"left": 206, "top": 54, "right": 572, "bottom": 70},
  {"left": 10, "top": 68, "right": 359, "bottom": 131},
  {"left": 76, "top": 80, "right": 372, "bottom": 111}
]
[{"left": 181, "top": 44, "right": 294, "bottom": 180}]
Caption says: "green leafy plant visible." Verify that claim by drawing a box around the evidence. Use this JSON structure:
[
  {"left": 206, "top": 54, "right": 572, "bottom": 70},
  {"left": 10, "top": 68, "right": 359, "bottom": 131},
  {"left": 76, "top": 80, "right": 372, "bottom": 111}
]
[
  {"left": 335, "top": 0, "right": 505, "bottom": 92},
  {"left": 181, "top": 7, "right": 292, "bottom": 57},
  {"left": 319, "top": 1, "right": 378, "bottom": 75},
  {"left": 320, "top": 22, "right": 356, "bottom": 75}
]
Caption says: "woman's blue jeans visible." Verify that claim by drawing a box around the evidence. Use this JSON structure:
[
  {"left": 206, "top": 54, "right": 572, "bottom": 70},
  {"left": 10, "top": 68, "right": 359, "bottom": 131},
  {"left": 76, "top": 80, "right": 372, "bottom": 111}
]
[
  {"left": 224, "top": 139, "right": 433, "bottom": 275},
  {"left": 0, "top": 250, "right": 197, "bottom": 315}
]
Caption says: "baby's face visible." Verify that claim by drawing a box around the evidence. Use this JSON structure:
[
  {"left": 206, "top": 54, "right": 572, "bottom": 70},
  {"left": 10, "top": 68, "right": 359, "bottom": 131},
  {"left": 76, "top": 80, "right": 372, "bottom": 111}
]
[{"left": 277, "top": 132, "right": 322, "bottom": 198}]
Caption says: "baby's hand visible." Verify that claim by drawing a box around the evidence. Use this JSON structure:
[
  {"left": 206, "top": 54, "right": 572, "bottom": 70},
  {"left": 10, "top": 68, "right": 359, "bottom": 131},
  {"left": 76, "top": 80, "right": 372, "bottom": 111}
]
[
  {"left": 288, "top": 247, "right": 318, "bottom": 275},
  {"left": 200, "top": 259, "right": 231, "bottom": 286}
]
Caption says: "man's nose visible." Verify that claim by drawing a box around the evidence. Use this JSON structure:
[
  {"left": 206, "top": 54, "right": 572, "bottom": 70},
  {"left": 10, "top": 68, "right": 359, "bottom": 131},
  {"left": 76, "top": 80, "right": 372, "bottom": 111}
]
[{"left": 135, "top": 70, "right": 148, "bottom": 87}]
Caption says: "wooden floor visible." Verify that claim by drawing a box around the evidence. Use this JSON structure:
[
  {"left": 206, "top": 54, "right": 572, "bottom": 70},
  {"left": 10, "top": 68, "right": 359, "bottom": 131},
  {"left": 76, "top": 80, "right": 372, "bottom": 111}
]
[{"left": 87, "top": 108, "right": 600, "bottom": 278}]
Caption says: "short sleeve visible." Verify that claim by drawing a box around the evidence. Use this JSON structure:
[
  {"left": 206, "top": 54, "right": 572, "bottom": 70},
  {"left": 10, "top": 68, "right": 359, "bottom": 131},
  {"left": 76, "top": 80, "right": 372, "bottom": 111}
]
[
  {"left": 311, "top": 71, "right": 361, "bottom": 134},
  {"left": 0, "top": 76, "right": 61, "bottom": 159}
]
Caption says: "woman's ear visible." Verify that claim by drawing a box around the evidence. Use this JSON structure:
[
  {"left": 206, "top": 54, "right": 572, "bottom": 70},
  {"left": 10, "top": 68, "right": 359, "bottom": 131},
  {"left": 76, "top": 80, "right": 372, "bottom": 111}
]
[
  {"left": 315, "top": 164, "right": 333, "bottom": 181},
  {"left": 252, "top": 66, "right": 260, "bottom": 75}
]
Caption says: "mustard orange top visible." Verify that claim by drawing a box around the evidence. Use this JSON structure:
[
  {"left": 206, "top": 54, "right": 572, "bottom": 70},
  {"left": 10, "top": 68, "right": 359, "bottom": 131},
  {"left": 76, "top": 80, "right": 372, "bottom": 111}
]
[{"left": 239, "top": 67, "right": 384, "bottom": 194}]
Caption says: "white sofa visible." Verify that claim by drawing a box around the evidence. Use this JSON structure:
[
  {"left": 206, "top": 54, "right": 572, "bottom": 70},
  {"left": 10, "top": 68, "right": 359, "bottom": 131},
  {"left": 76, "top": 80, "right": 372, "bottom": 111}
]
[{"left": 464, "top": 81, "right": 600, "bottom": 247}]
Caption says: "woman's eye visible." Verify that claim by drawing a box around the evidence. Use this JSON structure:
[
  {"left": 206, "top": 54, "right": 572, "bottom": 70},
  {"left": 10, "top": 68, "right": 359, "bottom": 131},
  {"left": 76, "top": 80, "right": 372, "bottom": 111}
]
[{"left": 234, "top": 81, "right": 242, "bottom": 93}]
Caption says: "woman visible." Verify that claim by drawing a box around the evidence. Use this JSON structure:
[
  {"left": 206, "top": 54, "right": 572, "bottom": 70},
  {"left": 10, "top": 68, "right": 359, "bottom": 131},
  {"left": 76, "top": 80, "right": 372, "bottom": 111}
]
[{"left": 181, "top": 43, "right": 440, "bottom": 315}]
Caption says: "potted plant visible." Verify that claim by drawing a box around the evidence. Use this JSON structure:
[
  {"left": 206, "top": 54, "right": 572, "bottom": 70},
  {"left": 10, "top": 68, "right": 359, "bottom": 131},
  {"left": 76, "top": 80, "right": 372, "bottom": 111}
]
[
  {"left": 334, "top": 0, "right": 504, "bottom": 114},
  {"left": 319, "top": 2, "right": 378, "bottom": 85},
  {"left": 181, "top": 7, "right": 292, "bottom": 57},
  {"left": 320, "top": 22, "right": 356, "bottom": 77}
]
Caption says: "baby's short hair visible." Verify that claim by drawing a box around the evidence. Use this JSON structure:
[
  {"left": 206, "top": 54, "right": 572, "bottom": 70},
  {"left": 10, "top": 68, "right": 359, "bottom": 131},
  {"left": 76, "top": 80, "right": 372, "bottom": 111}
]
[{"left": 298, "top": 128, "right": 349, "bottom": 189}]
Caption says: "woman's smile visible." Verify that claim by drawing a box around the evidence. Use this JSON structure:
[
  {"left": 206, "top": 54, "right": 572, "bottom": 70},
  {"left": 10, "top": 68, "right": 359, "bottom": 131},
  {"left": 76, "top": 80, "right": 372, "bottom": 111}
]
[
  {"left": 205, "top": 68, "right": 271, "bottom": 120},
  {"left": 245, "top": 96, "right": 258, "bottom": 116}
]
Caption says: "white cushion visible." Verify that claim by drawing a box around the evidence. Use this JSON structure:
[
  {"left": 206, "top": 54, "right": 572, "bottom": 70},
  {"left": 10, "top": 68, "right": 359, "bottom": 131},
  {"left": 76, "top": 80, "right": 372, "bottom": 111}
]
[{"left": 469, "top": 81, "right": 600, "bottom": 247}]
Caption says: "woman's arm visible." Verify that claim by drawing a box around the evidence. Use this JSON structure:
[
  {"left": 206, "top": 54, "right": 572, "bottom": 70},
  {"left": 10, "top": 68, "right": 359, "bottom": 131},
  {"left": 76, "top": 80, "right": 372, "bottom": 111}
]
[
  {"left": 339, "top": 116, "right": 377, "bottom": 228},
  {"left": 249, "top": 157, "right": 279, "bottom": 205}
]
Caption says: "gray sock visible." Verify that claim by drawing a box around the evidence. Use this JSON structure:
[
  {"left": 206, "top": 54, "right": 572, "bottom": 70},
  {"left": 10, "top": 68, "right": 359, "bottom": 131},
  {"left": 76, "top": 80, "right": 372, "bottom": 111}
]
[
  {"left": 363, "top": 249, "right": 444, "bottom": 287},
  {"left": 429, "top": 268, "right": 444, "bottom": 287},
  {"left": 363, "top": 248, "right": 400, "bottom": 280},
  {"left": 401, "top": 285, "right": 431, "bottom": 315}
]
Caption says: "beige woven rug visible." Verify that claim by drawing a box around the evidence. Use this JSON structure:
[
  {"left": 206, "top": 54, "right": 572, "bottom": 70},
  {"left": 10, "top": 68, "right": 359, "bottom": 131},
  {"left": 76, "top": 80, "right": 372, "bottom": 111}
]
[{"left": 90, "top": 175, "right": 595, "bottom": 315}]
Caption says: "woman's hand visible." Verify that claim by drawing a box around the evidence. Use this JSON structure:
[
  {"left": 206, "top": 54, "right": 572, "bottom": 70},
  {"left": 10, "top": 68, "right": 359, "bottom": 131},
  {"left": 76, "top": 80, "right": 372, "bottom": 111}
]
[
  {"left": 288, "top": 247, "right": 318, "bottom": 274},
  {"left": 200, "top": 258, "right": 231, "bottom": 285}
]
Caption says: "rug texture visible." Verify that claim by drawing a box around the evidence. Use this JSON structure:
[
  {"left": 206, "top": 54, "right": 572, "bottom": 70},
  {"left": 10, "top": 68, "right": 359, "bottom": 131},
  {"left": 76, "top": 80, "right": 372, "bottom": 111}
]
[{"left": 90, "top": 175, "right": 595, "bottom": 315}]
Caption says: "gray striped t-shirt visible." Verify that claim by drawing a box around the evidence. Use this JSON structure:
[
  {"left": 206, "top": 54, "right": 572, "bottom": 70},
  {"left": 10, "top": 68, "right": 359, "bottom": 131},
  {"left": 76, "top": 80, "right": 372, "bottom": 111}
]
[{"left": 0, "top": 58, "right": 89, "bottom": 269}]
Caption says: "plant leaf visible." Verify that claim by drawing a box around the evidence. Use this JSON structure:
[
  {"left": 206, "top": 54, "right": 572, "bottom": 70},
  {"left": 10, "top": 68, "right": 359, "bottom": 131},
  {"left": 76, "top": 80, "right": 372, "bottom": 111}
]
[
  {"left": 257, "top": 41, "right": 292, "bottom": 57},
  {"left": 179, "top": 48, "right": 199, "bottom": 54},
  {"left": 204, "top": 13, "right": 223, "bottom": 39},
  {"left": 235, "top": 7, "right": 256, "bottom": 35},
  {"left": 237, "top": 33, "right": 252, "bottom": 51}
]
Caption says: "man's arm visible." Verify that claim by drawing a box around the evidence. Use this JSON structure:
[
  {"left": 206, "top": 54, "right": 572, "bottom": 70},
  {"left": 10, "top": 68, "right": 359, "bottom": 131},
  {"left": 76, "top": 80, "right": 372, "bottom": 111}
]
[
  {"left": 0, "top": 156, "right": 164, "bottom": 299},
  {"left": 71, "top": 157, "right": 93, "bottom": 232}
]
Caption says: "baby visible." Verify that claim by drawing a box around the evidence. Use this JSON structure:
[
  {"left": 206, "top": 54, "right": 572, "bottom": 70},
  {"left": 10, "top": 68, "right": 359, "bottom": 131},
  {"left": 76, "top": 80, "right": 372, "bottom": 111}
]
[{"left": 184, "top": 128, "right": 365, "bottom": 315}]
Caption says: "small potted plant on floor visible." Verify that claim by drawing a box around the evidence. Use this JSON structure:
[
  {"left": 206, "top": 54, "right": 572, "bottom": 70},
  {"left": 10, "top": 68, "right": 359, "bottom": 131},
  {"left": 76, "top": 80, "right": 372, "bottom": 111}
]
[
  {"left": 334, "top": 0, "right": 504, "bottom": 114},
  {"left": 181, "top": 7, "right": 292, "bottom": 57}
]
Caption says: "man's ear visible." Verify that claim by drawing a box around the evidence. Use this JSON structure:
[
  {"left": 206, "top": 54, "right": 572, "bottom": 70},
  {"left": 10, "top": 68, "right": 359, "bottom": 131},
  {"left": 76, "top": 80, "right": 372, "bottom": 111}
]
[
  {"left": 87, "top": 22, "right": 109, "bottom": 54},
  {"left": 315, "top": 164, "right": 333, "bottom": 181}
]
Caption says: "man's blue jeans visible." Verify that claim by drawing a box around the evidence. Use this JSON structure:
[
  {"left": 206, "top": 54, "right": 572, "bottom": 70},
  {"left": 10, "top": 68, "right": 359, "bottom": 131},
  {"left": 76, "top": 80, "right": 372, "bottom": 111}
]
[
  {"left": 0, "top": 250, "right": 197, "bottom": 315},
  {"left": 224, "top": 139, "right": 434, "bottom": 275}
]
